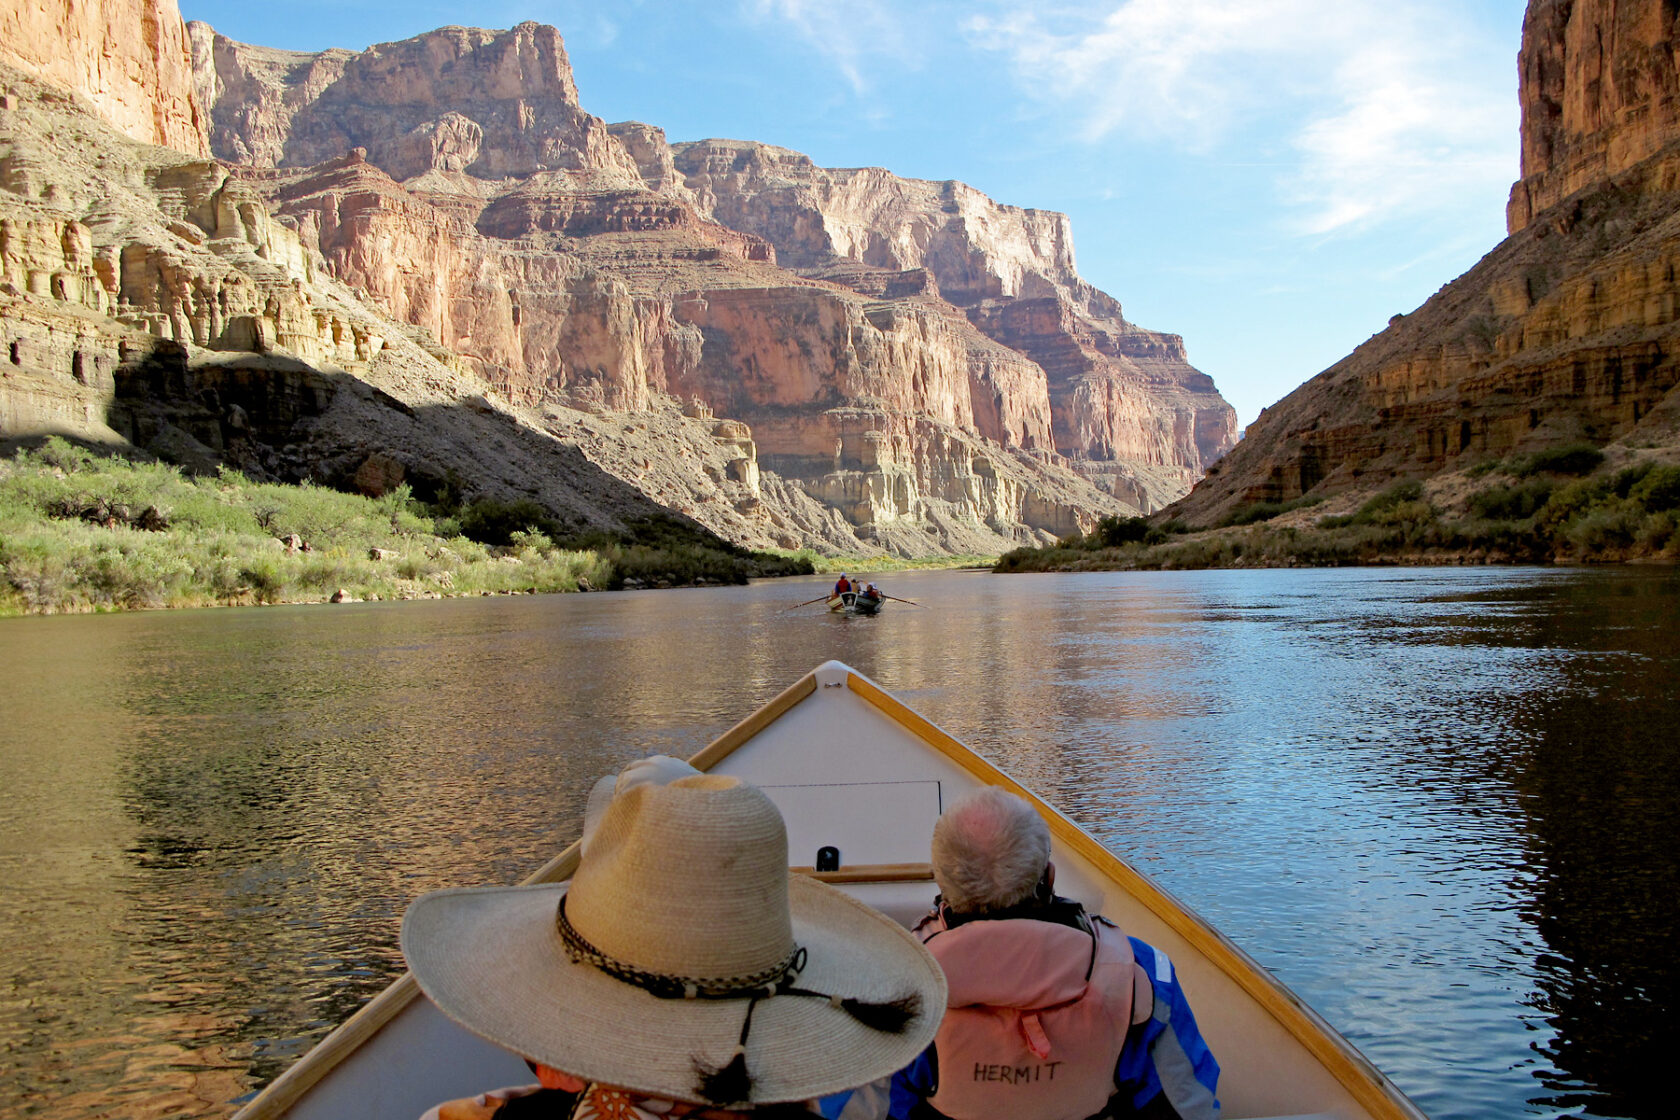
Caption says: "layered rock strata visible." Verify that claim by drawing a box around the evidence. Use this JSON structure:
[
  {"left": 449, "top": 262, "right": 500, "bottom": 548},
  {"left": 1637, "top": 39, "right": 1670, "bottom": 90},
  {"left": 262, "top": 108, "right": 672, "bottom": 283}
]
[
  {"left": 1172, "top": 0, "right": 1680, "bottom": 527},
  {"left": 187, "top": 19, "right": 1232, "bottom": 533},
  {"left": 6, "top": 0, "right": 1240, "bottom": 555},
  {"left": 1507, "top": 0, "right": 1680, "bottom": 233},
  {"left": 0, "top": 61, "right": 859, "bottom": 552},
  {"left": 0, "top": 0, "right": 207, "bottom": 156},
  {"left": 2, "top": 53, "right": 1104, "bottom": 555},
  {"left": 669, "top": 138, "right": 1239, "bottom": 505}
]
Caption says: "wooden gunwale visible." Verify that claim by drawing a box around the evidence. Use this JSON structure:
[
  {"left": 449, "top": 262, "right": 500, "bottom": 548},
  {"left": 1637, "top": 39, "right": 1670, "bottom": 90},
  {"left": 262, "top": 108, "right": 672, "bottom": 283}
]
[
  {"left": 840, "top": 671, "right": 1424, "bottom": 1120},
  {"left": 792, "top": 862, "right": 933, "bottom": 883},
  {"left": 236, "top": 665, "right": 1422, "bottom": 1120},
  {"left": 235, "top": 672, "right": 821, "bottom": 1120}
]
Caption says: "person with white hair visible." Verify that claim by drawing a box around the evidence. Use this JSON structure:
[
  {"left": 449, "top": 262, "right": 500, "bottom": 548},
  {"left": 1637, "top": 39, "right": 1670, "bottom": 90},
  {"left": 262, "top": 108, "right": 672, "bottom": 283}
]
[{"left": 887, "top": 787, "right": 1220, "bottom": 1120}]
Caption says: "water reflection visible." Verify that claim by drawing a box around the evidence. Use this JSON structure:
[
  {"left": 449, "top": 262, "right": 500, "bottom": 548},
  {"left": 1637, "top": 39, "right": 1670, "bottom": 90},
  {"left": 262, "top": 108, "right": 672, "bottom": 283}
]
[{"left": 0, "top": 568, "right": 1675, "bottom": 1119}]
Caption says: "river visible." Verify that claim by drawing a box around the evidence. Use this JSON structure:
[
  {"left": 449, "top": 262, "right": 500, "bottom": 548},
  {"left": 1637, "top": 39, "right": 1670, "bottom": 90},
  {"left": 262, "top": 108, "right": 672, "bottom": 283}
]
[{"left": 0, "top": 567, "right": 1675, "bottom": 1120}]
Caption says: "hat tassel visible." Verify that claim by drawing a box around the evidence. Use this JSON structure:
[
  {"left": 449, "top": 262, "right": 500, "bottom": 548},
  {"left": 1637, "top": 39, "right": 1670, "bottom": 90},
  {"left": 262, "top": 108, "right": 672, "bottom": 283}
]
[
  {"left": 690, "top": 987, "right": 923, "bottom": 1104},
  {"left": 693, "top": 997, "right": 760, "bottom": 1105},
  {"left": 833, "top": 991, "right": 922, "bottom": 1033}
]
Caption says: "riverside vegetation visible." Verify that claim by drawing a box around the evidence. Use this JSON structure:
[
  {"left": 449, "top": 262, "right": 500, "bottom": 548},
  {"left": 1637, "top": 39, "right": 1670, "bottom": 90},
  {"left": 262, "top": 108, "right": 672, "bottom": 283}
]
[
  {"left": 0, "top": 439, "right": 811, "bottom": 615},
  {"left": 997, "top": 445, "right": 1680, "bottom": 573}
]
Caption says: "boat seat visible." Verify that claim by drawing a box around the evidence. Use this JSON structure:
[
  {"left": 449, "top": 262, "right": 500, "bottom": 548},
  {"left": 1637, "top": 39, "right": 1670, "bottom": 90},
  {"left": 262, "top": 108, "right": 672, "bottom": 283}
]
[{"left": 793, "top": 863, "right": 938, "bottom": 928}]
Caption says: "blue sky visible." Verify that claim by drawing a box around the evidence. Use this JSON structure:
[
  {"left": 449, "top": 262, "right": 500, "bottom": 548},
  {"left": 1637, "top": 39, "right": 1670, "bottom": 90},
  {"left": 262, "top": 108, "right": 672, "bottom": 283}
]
[{"left": 178, "top": 0, "right": 1529, "bottom": 427}]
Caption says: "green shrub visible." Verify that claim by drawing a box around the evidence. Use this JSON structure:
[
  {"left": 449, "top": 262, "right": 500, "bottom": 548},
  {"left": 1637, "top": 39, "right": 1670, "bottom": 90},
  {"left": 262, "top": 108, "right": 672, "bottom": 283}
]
[
  {"left": 1465, "top": 458, "right": 1504, "bottom": 479},
  {"left": 1560, "top": 504, "right": 1642, "bottom": 555},
  {"left": 1090, "top": 515, "right": 1151, "bottom": 547},
  {"left": 1536, "top": 476, "right": 1613, "bottom": 533},
  {"left": 1468, "top": 479, "right": 1554, "bottom": 521},
  {"left": 1515, "top": 442, "right": 1604, "bottom": 477},
  {"left": 1220, "top": 495, "right": 1322, "bottom": 528},
  {"left": 1630, "top": 464, "right": 1680, "bottom": 512},
  {"left": 458, "top": 497, "right": 564, "bottom": 547}
]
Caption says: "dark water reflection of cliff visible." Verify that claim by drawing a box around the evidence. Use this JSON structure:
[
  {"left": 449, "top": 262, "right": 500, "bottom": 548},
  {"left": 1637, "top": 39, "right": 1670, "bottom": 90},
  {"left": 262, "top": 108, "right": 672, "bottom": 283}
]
[{"left": 0, "top": 567, "right": 1674, "bottom": 1120}]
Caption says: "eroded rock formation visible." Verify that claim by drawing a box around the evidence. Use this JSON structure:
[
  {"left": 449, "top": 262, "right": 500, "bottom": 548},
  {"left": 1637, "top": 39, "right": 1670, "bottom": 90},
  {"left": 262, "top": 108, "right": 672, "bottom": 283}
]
[
  {"left": 1172, "top": 0, "right": 1680, "bottom": 527},
  {"left": 187, "top": 19, "right": 1238, "bottom": 534},
  {"left": 1507, "top": 0, "right": 1680, "bottom": 233},
  {"left": 6, "top": 0, "right": 1239, "bottom": 556},
  {"left": 0, "top": 0, "right": 207, "bottom": 155}
]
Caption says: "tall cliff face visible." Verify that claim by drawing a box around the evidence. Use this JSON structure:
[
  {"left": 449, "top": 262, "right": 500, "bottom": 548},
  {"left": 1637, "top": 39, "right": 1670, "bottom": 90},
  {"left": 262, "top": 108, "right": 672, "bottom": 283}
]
[
  {"left": 6, "top": 5, "right": 1238, "bottom": 554},
  {"left": 669, "top": 138, "right": 1238, "bottom": 501},
  {"left": 1172, "top": 0, "right": 1680, "bottom": 527},
  {"left": 186, "top": 19, "right": 1232, "bottom": 539},
  {"left": 191, "top": 21, "right": 641, "bottom": 185},
  {"left": 1507, "top": 0, "right": 1680, "bottom": 233},
  {"left": 0, "top": 0, "right": 208, "bottom": 156}
]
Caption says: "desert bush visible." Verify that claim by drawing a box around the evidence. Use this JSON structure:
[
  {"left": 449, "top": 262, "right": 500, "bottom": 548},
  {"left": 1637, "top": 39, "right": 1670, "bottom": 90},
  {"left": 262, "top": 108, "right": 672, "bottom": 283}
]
[
  {"left": 1515, "top": 442, "right": 1604, "bottom": 477},
  {"left": 1090, "top": 515, "right": 1151, "bottom": 547},
  {"left": 456, "top": 497, "right": 563, "bottom": 547},
  {"left": 1630, "top": 464, "right": 1680, "bottom": 512},
  {"left": 1559, "top": 503, "right": 1642, "bottom": 556},
  {"left": 1468, "top": 479, "right": 1555, "bottom": 521},
  {"left": 1220, "top": 496, "right": 1322, "bottom": 528}
]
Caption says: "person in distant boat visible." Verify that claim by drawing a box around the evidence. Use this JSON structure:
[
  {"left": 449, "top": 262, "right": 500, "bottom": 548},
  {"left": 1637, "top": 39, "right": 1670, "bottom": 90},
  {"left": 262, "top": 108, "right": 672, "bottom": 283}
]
[
  {"left": 884, "top": 788, "right": 1219, "bottom": 1120},
  {"left": 404, "top": 756, "right": 946, "bottom": 1120},
  {"left": 834, "top": 573, "right": 853, "bottom": 596}
]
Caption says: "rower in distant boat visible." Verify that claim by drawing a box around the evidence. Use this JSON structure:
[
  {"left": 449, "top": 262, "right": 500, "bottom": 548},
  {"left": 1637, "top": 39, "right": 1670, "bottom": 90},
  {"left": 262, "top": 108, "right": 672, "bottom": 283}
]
[{"left": 834, "top": 573, "right": 854, "bottom": 596}]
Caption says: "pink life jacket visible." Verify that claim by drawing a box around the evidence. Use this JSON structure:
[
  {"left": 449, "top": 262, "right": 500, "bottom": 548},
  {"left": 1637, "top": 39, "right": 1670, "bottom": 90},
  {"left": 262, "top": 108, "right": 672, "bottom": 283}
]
[{"left": 921, "top": 911, "right": 1152, "bottom": 1120}]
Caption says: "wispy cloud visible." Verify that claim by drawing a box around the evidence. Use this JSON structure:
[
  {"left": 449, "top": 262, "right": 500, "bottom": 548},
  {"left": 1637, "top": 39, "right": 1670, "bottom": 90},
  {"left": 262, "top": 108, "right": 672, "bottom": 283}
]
[
  {"left": 743, "top": 0, "right": 917, "bottom": 95},
  {"left": 966, "top": 0, "right": 1518, "bottom": 235}
]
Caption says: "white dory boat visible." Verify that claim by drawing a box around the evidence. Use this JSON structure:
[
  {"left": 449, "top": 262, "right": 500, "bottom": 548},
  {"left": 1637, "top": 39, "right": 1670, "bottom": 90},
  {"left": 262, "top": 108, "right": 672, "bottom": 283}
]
[{"left": 233, "top": 660, "right": 1426, "bottom": 1120}]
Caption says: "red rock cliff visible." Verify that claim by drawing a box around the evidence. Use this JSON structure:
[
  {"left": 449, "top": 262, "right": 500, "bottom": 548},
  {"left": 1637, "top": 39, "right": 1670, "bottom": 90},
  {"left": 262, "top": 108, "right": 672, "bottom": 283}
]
[
  {"left": 1508, "top": 0, "right": 1680, "bottom": 233},
  {"left": 0, "top": 0, "right": 207, "bottom": 156},
  {"left": 174, "top": 17, "right": 1247, "bottom": 546},
  {"left": 1174, "top": 0, "right": 1680, "bottom": 527}
]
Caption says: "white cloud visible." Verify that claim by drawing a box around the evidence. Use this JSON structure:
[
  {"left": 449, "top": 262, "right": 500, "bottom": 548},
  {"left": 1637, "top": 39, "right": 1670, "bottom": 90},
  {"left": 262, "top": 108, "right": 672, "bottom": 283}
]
[
  {"left": 967, "top": 0, "right": 1518, "bottom": 235},
  {"left": 743, "top": 0, "right": 917, "bottom": 95}
]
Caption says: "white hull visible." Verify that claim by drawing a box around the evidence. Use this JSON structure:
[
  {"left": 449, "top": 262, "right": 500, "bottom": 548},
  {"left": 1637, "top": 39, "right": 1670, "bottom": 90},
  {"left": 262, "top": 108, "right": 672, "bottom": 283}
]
[{"left": 236, "top": 661, "right": 1425, "bottom": 1120}]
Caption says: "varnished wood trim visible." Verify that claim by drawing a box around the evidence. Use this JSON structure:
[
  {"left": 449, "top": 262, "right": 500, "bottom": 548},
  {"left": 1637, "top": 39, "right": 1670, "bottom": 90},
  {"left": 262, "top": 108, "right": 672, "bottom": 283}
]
[
  {"left": 687, "top": 672, "right": 819, "bottom": 771},
  {"left": 234, "top": 676, "right": 819, "bottom": 1120},
  {"left": 232, "top": 973, "right": 420, "bottom": 1120},
  {"left": 843, "top": 671, "right": 1426, "bottom": 1120},
  {"left": 792, "top": 862, "right": 934, "bottom": 883}
]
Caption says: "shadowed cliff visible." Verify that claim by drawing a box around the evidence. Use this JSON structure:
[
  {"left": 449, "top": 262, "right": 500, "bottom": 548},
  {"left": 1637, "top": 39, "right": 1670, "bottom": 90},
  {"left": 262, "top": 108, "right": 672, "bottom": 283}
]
[{"left": 1169, "top": 0, "right": 1680, "bottom": 531}]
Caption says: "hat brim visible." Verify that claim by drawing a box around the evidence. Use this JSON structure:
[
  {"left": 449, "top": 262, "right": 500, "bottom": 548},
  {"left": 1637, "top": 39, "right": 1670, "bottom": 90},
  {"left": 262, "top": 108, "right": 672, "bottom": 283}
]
[{"left": 402, "top": 874, "right": 945, "bottom": 1105}]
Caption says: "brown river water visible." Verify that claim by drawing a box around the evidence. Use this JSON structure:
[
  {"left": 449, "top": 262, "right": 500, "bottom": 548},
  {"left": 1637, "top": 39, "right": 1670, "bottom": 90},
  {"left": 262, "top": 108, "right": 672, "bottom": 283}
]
[{"left": 0, "top": 566, "right": 1675, "bottom": 1120}]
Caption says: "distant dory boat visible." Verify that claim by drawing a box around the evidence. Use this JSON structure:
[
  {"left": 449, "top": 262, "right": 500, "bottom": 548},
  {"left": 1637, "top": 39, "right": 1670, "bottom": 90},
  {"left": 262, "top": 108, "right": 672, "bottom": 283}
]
[
  {"left": 828, "top": 590, "right": 884, "bottom": 615},
  {"left": 233, "top": 660, "right": 1426, "bottom": 1120}
]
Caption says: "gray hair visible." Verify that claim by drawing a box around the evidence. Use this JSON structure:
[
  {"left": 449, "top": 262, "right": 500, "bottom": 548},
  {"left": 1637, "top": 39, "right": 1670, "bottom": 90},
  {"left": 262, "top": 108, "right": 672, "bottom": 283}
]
[{"left": 931, "top": 788, "right": 1051, "bottom": 914}]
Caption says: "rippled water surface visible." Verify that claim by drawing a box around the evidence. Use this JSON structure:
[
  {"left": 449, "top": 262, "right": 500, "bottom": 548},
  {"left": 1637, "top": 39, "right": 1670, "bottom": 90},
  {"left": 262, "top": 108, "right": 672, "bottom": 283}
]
[{"left": 1, "top": 567, "right": 1676, "bottom": 1119}]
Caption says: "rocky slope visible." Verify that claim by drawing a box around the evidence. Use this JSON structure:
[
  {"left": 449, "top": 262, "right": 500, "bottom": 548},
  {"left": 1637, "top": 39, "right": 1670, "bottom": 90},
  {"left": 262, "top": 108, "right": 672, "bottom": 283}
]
[
  {"left": 1171, "top": 0, "right": 1680, "bottom": 527},
  {"left": 187, "top": 19, "right": 1233, "bottom": 527},
  {"left": 5, "top": 0, "right": 1239, "bottom": 556}
]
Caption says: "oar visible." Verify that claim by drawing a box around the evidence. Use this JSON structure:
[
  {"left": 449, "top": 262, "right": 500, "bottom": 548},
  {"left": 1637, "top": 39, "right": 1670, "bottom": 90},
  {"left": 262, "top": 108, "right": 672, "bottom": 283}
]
[
  {"left": 881, "top": 594, "right": 924, "bottom": 608},
  {"left": 783, "top": 594, "right": 834, "bottom": 612}
]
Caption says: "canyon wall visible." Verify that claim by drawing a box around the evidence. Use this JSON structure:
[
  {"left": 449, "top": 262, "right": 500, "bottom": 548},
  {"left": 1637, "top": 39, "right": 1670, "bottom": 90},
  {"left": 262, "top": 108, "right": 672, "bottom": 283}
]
[
  {"left": 669, "top": 138, "right": 1238, "bottom": 502},
  {"left": 1507, "top": 0, "right": 1680, "bottom": 233},
  {"left": 1173, "top": 0, "right": 1680, "bottom": 527},
  {"left": 186, "top": 18, "right": 1229, "bottom": 534},
  {"left": 6, "top": 0, "right": 1240, "bottom": 554},
  {"left": 0, "top": 0, "right": 207, "bottom": 156}
]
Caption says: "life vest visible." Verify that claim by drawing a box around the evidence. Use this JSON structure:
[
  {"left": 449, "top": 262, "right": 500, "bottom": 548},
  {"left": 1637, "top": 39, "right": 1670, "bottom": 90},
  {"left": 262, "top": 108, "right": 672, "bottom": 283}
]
[
  {"left": 835, "top": 577, "right": 852, "bottom": 593},
  {"left": 920, "top": 907, "right": 1151, "bottom": 1120}
]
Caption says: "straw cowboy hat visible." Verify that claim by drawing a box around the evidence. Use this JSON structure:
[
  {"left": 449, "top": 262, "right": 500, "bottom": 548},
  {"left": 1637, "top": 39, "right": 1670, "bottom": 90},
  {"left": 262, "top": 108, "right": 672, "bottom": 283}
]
[{"left": 402, "top": 774, "right": 946, "bottom": 1107}]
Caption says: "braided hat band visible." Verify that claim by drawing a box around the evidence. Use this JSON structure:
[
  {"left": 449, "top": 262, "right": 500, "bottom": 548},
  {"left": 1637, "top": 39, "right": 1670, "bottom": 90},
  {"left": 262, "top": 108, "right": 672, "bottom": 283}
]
[{"left": 556, "top": 895, "right": 805, "bottom": 1000}]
